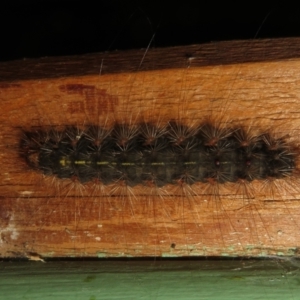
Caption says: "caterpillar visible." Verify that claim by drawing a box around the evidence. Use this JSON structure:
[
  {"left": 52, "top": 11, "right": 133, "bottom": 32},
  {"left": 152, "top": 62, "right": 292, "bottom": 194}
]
[{"left": 20, "top": 122, "right": 297, "bottom": 189}]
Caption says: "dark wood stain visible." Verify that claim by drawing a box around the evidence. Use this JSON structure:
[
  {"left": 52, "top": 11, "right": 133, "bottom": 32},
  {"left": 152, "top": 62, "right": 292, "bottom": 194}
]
[
  {"left": 59, "top": 84, "right": 95, "bottom": 94},
  {"left": 60, "top": 84, "right": 118, "bottom": 114}
]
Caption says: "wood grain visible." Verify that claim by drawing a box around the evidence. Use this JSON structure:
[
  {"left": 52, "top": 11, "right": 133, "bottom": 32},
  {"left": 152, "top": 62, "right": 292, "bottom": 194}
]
[{"left": 1, "top": 38, "right": 300, "bottom": 258}]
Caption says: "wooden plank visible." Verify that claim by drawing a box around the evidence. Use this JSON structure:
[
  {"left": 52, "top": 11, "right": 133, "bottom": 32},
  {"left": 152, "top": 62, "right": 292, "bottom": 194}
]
[
  {"left": 1, "top": 38, "right": 300, "bottom": 81},
  {"left": 0, "top": 259, "right": 298, "bottom": 300},
  {"left": 1, "top": 38, "right": 300, "bottom": 258}
]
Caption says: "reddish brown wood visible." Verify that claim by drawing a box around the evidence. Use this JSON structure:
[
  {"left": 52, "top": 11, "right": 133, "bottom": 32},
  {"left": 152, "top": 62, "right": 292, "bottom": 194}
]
[{"left": 1, "top": 38, "right": 300, "bottom": 258}]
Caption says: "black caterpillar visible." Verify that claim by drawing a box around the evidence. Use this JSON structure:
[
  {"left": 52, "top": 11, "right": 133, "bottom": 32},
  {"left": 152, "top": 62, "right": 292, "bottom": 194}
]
[{"left": 20, "top": 122, "right": 296, "bottom": 187}]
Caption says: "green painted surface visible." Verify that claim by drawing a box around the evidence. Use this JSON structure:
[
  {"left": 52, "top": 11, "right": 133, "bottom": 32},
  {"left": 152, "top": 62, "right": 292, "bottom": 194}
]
[{"left": 0, "top": 259, "right": 299, "bottom": 300}]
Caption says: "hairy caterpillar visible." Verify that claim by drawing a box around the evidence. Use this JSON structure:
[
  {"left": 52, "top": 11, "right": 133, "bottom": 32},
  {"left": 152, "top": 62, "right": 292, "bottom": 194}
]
[{"left": 20, "top": 122, "right": 297, "bottom": 194}]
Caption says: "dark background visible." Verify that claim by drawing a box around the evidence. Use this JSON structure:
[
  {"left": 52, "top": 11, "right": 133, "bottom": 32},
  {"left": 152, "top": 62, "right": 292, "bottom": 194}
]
[{"left": 1, "top": 1, "right": 300, "bottom": 61}]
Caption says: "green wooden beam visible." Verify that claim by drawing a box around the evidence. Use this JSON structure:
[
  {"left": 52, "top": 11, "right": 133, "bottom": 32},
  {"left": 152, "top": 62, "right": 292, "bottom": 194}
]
[{"left": 0, "top": 259, "right": 298, "bottom": 300}]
